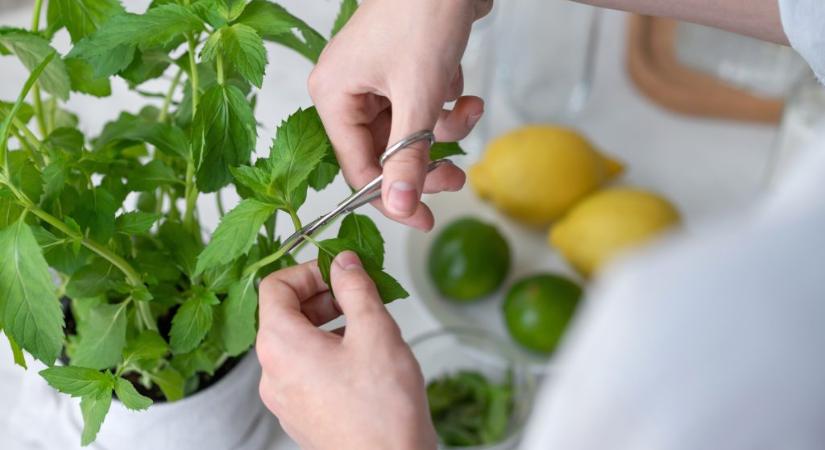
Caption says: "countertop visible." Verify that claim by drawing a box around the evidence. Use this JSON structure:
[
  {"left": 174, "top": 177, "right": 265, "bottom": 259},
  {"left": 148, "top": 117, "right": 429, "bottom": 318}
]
[{"left": 0, "top": 2, "right": 778, "bottom": 448}]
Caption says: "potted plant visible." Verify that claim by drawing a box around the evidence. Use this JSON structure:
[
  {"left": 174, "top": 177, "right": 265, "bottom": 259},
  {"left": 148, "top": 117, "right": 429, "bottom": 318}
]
[{"left": 0, "top": 0, "right": 463, "bottom": 447}]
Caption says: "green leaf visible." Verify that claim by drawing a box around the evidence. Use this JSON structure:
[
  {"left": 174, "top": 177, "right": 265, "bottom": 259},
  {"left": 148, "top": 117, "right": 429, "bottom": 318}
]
[
  {"left": 123, "top": 330, "right": 169, "bottom": 363},
  {"left": 116, "top": 211, "right": 161, "bottom": 235},
  {"left": 215, "top": 277, "right": 257, "bottom": 356},
  {"left": 195, "top": 199, "right": 276, "bottom": 275},
  {"left": 119, "top": 49, "right": 171, "bottom": 87},
  {"left": 68, "top": 4, "right": 204, "bottom": 78},
  {"left": 170, "top": 289, "right": 219, "bottom": 354},
  {"left": 114, "top": 378, "right": 152, "bottom": 411},
  {"left": 66, "top": 259, "right": 124, "bottom": 299},
  {"left": 65, "top": 57, "right": 112, "bottom": 97},
  {"left": 429, "top": 142, "right": 466, "bottom": 160},
  {"left": 338, "top": 213, "right": 384, "bottom": 267},
  {"left": 8, "top": 151, "right": 43, "bottom": 203},
  {"left": 0, "top": 188, "right": 23, "bottom": 229},
  {"left": 236, "top": 0, "right": 327, "bottom": 63},
  {"left": 127, "top": 160, "right": 180, "bottom": 191},
  {"left": 148, "top": 367, "right": 185, "bottom": 402},
  {"left": 158, "top": 221, "right": 202, "bottom": 277},
  {"left": 0, "top": 50, "right": 56, "bottom": 160},
  {"left": 80, "top": 389, "right": 113, "bottom": 446},
  {"left": 230, "top": 164, "right": 271, "bottom": 199},
  {"left": 266, "top": 107, "right": 330, "bottom": 209},
  {"left": 41, "top": 161, "right": 67, "bottom": 202},
  {"left": 39, "top": 366, "right": 114, "bottom": 397},
  {"left": 71, "top": 302, "right": 128, "bottom": 370},
  {"left": 6, "top": 333, "right": 27, "bottom": 368},
  {"left": 192, "top": 84, "right": 257, "bottom": 192},
  {"left": 366, "top": 268, "right": 409, "bottom": 303},
  {"left": 49, "top": 0, "right": 125, "bottom": 43},
  {"left": 73, "top": 188, "right": 118, "bottom": 242},
  {"left": 0, "top": 219, "right": 64, "bottom": 365},
  {"left": 0, "top": 100, "right": 34, "bottom": 124},
  {"left": 202, "top": 24, "right": 267, "bottom": 88},
  {"left": 307, "top": 150, "right": 340, "bottom": 191},
  {"left": 0, "top": 29, "right": 71, "bottom": 100},
  {"left": 331, "top": 0, "right": 358, "bottom": 36}
]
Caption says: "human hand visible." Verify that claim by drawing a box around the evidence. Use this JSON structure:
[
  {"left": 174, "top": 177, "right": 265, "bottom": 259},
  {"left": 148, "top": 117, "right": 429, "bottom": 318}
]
[
  {"left": 256, "top": 251, "right": 436, "bottom": 450},
  {"left": 309, "top": 0, "right": 493, "bottom": 231}
]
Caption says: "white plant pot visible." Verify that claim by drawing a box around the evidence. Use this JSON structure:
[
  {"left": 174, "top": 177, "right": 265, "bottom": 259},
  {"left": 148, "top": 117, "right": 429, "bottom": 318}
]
[{"left": 8, "top": 351, "right": 278, "bottom": 450}]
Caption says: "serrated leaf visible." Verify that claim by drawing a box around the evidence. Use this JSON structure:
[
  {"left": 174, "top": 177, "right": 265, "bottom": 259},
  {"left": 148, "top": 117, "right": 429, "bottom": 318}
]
[
  {"left": 66, "top": 259, "right": 125, "bottom": 299},
  {"left": 73, "top": 188, "right": 118, "bottom": 242},
  {"left": 331, "top": 0, "right": 358, "bottom": 36},
  {"left": 71, "top": 302, "right": 128, "bottom": 370},
  {"left": 6, "top": 333, "right": 27, "bottom": 368},
  {"left": 195, "top": 198, "right": 275, "bottom": 275},
  {"left": 39, "top": 366, "right": 114, "bottom": 397},
  {"left": 202, "top": 24, "right": 267, "bottom": 88},
  {"left": 0, "top": 29, "right": 71, "bottom": 100},
  {"left": 0, "top": 188, "right": 23, "bottom": 229},
  {"left": 49, "top": 0, "right": 124, "bottom": 43},
  {"left": 215, "top": 276, "right": 257, "bottom": 356},
  {"left": 192, "top": 84, "right": 257, "bottom": 192},
  {"left": 0, "top": 219, "right": 64, "bottom": 365},
  {"left": 127, "top": 160, "right": 180, "bottom": 191},
  {"left": 123, "top": 330, "right": 168, "bottom": 363},
  {"left": 8, "top": 151, "right": 43, "bottom": 203},
  {"left": 429, "top": 142, "right": 466, "bottom": 160},
  {"left": 119, "top": 49, "right": 171, "bottom": 87},
  {"left": 158, "top": 221, "right": 202, "bottom": 277},
  {"left": 170, "top": 290, "right": 219, "bottom": 354},
  {"left": 236, "top": 0, "right": 327, "bottom": 63},
  {"left": 116, "top": 211, "right": 161, "bottom": 235},
  {"left": 80, "top": 389, "right": 113, "bottom": 446},
  {"left": 149, "top": 366, "right": 184, "bottom": 401},
  {"left": 230, "top": 164, "right": 271, "bottom": 200},
  {"left": 41, "top": 161, "right": 67, "bottom": 202},
  {"left": 366, "top": 269, "right": 408, "bottom": 303},
  {"left": 307, "top": 151, "right": 339, "bottom": 191},
  {"left": 338, "top": 213, "right": 384, "bottom": 267},
  {"left": 114, "top": 378, "right": 152, "bottom": 411},
  {"left": 65, "top": 57, "right": 112, "bottom": 97},
  {"left": 68, "top": 4, "right": 204, "bottom": 78}
]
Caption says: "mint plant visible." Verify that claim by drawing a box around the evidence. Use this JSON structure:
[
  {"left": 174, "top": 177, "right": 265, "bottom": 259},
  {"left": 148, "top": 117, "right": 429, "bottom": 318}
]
[{"left": 0, "top": 0, "right": 463, "bottom": 445}]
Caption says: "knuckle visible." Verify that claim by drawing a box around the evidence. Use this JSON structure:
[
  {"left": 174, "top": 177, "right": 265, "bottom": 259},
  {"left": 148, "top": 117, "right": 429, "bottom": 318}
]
[{"left": 307, "top": 67, "right": 326, "bottom": 97}]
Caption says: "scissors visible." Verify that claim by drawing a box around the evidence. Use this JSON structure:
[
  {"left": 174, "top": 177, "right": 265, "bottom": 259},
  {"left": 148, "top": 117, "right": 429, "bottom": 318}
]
[{"left": 280, "top": 130, "right": 450, "bottom": 254}]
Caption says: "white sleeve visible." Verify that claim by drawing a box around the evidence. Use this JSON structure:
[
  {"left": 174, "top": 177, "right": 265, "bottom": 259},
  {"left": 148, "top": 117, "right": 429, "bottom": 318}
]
[
  {"left": 521, "top": 138, "right": 825, "bottom": 449},
  {"left": 779, "top": 0, "right": 825, "bottom": 81}
]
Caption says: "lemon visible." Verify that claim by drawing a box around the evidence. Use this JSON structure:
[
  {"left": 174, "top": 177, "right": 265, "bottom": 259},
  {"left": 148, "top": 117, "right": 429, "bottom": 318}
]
[
  {"left": 549, "top": 187, "right": 681, "bottom": 277},
  {"left": 469, "top": 126, "right": 623, "bottom": 226}
]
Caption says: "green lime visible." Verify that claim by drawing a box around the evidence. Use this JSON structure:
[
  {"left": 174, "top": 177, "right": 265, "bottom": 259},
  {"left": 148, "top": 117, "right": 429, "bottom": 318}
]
[
  {"left": 503, "top": 274, "right": 582, "bottom": 353},
  {"left": 428, "top": 217, "right": 511, "bottom": 301}
]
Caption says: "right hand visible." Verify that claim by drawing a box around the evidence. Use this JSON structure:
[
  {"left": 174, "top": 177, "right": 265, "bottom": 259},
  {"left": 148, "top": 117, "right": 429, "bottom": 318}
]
[{"left": 309, "top": 0, "right": 493, "bottom": 231}]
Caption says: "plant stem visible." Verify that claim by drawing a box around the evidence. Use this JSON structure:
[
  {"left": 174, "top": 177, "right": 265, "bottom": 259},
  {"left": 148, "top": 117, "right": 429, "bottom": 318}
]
[
  {"left": 31, "top": 0, "right": 42, "bottom": 30},
  {"left": 216, "top": 52, "right": 225, "bottom": 85},
  {"left": 288, "top": 208, "right": 302, "bottom": 231},
  {"left": 182, "top": 35, "right": 201, "bottom": 230},
  {"left": 159, "top": 68, "right": 184, "bottom": 123},
  {"left": 243, "top": 242, "right": 290, "bottom": 278},
  {"left": 216, "top": 190, "right": 225, "bottom": 216},
  {"left": 11, "top": 118, "right": 45, "bottom": 168},
  {"left": 30, "top": 0, "right": 48, "bottom": 137}
]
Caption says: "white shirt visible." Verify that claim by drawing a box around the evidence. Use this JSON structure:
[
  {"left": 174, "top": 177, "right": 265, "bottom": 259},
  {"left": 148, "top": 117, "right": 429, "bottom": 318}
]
[{"left": 523, "top": 1, "right": 825, "bottom": 448}]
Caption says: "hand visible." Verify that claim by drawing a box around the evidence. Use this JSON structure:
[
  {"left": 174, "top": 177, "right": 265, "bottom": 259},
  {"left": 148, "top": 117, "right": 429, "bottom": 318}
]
[
  {"left": 309, "top": 0, "right": 493, "bottom": 231},
  {"left": 256, "top": 251, "right": 436, "bottom": 450}
]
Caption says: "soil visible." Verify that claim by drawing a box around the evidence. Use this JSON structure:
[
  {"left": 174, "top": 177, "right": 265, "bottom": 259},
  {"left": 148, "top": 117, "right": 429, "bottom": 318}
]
[{"left": 59, "top": 297, "right": 243, "bottom": 403}]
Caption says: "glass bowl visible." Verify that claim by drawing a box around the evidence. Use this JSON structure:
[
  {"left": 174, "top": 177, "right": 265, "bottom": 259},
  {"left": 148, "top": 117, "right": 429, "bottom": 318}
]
[{"left": 409, "top": 327, "right": 537, "bottom": 450}]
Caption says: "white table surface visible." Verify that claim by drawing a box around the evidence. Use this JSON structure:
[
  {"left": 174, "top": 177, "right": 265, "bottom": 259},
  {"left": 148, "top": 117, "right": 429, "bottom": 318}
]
[{"left": 0, "top": 2, "right": 779, "bottom": 449}]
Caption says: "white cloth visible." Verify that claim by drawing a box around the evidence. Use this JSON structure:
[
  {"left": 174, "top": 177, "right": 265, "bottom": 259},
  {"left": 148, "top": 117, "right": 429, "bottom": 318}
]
[
  {"left": 779, "top": 0, "right": 825, "bottom": 82},
  {"left": 523, "top": 3, "right": 825, "bottom": 448}
]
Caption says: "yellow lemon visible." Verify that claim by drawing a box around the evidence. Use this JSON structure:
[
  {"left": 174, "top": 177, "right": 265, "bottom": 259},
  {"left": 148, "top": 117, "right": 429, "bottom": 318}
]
[
  {"left": 469, "top": 125, "right": 623, "bottom": 226},
  {"left": 549, "top": 188, "right": 681, "bottom": 277}
]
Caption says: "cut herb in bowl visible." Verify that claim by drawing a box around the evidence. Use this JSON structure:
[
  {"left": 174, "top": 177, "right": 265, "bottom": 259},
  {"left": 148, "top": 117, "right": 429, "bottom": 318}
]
[{"left": 427, "top": 370, "right": 514, "bottom": 447}]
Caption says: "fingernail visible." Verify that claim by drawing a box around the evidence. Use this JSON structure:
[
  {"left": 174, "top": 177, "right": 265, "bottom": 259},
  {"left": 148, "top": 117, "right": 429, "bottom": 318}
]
[
  {"left": 388, "top": 181, "right": 418, "bottom": 215},
  {"left": 467, "top": 111, "right": 483, "bottom": 128},
  {"left": 334, "top": 251, "right": 362, "bottom": 271}
]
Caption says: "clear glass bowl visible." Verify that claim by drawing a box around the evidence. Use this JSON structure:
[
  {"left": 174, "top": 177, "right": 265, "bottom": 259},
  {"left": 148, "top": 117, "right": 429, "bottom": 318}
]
[{"left": 409, "top": 328, "right": 537, "bottom": 450}]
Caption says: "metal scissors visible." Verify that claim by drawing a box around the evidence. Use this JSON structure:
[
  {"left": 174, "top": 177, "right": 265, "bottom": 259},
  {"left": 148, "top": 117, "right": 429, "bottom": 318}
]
[{"left": 280, "top": 130, "right": 449, "bottom": 254}]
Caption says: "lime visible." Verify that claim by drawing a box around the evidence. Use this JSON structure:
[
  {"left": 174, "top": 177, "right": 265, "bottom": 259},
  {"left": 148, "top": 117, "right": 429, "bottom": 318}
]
[
  {"left": 428, "top": 217, "right": 511, "bottom": 301},
  {"left": 502, "top": 274, "right": 582, "bottom": 353}
]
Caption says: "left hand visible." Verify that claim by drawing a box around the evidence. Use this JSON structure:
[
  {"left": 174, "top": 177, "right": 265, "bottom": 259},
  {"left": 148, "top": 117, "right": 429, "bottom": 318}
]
[{"left": 256, "top": 251, "right": 436, "bottom": 450}]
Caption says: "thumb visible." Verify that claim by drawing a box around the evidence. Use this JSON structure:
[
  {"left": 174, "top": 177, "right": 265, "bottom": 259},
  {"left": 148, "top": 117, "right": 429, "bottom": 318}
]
[
  {"left": 330, "top": 251, "right": 397, "bottom": 339},
  {"left": 381, "top": 93, "right": 440, "bottom": 218}
]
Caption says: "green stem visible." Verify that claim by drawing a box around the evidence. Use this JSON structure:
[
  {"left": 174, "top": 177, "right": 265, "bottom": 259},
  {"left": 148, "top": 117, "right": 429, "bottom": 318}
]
[
  {"left": 159, "top": 68, "right": 184, "bottom": 123},
  {"left": 31, "top": 0, "right": 42, "bottom": 30},
  {"left": 288, "top": 208, "right": 302, "bottom": 231},
  {"left": 11, "top": 118, "right": 45, "bottom": 168},
  {"left": 183, "top": 36, "right": 200, "bottom": 230},
  {"left": 216, "top": 52, "right": 225, "bottom": 85},
  {"left": 136, "top": 301, "right": 158, "bottom": 332},
  {"left": 216, "top": 190, "right": 225, "bottom": 216},
  {"left": 30, "top": 0, "right": 47, "bottom": 137},
  {"left": 243, "top": 242, "right": 291, "bottom": 278}
]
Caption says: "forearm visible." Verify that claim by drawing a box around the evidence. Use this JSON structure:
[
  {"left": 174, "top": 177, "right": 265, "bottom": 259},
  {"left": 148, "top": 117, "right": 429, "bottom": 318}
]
[{"left": 573, "top": 0, "right": 788, "bottom": 44}]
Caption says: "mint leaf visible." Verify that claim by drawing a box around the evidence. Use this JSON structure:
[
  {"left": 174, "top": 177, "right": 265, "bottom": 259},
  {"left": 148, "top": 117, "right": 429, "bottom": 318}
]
[
  {"left": 192, "top": 84, "right": 257, "bottom": 192},
  {"left": 307, "top": 151, "right": 340, "bottom": 191},
  {"left": 202, "top": 24, "right": 267, "bottom": 88},
  {"left": 0, "top": 188, "right": 23, "bottom": 228},
  {"left": 73, "top": 188, "right": 118, "bottom": 242},
  {"left": 331, "top": 0, "right": 358, "bottom": 37},
  {"left": 170, "top": 289, "right": 219, "bottom": 354},
  {"left": 6, "top": 333, "right": 27, "bottom": 368},
  {"left": 266, "top": 107, "right": 330, "bottom": 210},
  {"left": 71, "top": 302, "right": 128, "bottom": 370},
  {"left": 338, "top": 213, "right": 384, "bottom": 267},
  {"left": 366, "top": 269, "right": 409, "bottom": 303},
  {"left": 158, "top": 221, "right": 202, "bottom": 277},
  {"left": 116, "top": 211, "right": 161, "bottom": 235},
  {"left": 65, "top": 57, "right": 112, "bottom": 97},
  {"left": 114, "top": 378, "right": 152, "bottom": 411},
  {"left": 0, "top": 51, "right": 56, "bottom": 156},
  {"left": 236, "top": 0, "right": 327, "bottom": 63},
  {"left": 8, "top": 151, "right": 43, "bottom": 203},
  {"left": 49, "top": 0, "right": 124, "bottom": 43},
  {"left": 123, "top": 330, "right": 169, "bottom": 363},
  {"left": 0, "top": 218, "right": 64, "bottom": 365},
  {"left": 195, "top": 199, "right": 276, "bottom": 275},
  {"left": 68, "top": 4, "right": 204, "bottom": 78},
  {"left": 0, "top": 29, "right": 71, "bottom": 100},
  {"left": 39, "top": 366, "right": 114, "bottom": 397},
  {"left": 80, "top": 390, "right": 113, "bottom": 446},
  {"left": 119, "top": 49, "right": 172, "bottom": 87},
  {"left": 148, "top": 367, "right": 185, "bottom": 402},
  {"left": 215, "top": 277, "right": 257, "bottom": 356},
  {"left": 41, "top": 161, "right": 67, "bottom": 202},
  {"left": 66, "top": 259, "right": 125, "bottom": 299},
  {"left": 0, "top": 100, "right": 34, "bottom": 124},
  {"left": 127, "top": 160, "right": 180, "bottom": 191},
  {"left": 430, "top": 142, "right": 466, "bottom": 160},
  {"left": 230, "top": 164, "right": 271, "bottom": 199}
]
